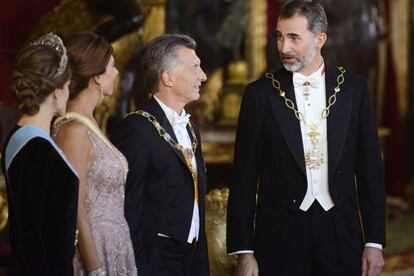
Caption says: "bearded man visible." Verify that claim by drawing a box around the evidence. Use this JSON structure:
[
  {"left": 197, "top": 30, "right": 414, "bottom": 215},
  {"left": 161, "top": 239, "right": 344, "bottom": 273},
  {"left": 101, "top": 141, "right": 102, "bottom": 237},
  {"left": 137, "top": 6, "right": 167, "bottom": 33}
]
[{"left": 226, "top": 1, "right": 386, "bottom": 276}]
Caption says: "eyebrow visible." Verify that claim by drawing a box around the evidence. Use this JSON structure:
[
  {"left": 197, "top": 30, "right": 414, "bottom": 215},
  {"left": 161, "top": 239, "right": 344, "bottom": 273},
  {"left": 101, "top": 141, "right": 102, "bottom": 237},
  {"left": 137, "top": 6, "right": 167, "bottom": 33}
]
[{"left": 276, "top": 30, "right": 301, "bottom": 38}]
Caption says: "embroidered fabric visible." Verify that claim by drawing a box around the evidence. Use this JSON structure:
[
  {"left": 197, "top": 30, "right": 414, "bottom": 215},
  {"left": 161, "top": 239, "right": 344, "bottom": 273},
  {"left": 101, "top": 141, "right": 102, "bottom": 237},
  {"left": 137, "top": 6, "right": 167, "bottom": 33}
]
[{"left": 53, "top": 118, "right": 137, "bottom": 276}]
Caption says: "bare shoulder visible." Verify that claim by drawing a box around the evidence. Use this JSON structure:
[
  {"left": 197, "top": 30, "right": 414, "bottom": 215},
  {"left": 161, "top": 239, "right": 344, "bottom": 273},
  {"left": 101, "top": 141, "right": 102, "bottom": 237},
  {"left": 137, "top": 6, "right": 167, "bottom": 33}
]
[
  {"left": 55, "top": 120, "right": 90, "bottom": 147},
  {"left": 57, "top": 119, "right": 88, "bottom": 136}
]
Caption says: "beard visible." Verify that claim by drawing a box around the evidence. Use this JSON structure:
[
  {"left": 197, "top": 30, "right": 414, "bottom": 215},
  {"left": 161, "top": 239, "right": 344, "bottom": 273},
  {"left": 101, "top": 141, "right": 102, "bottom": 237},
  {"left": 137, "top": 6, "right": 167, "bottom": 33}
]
[{"left": 280, "top": 46, "right": 317, "bottom": 73}]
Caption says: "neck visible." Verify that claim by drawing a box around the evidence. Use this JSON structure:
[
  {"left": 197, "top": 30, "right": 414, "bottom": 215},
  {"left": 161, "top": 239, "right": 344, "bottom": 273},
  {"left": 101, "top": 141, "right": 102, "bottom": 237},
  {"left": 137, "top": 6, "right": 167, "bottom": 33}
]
[
  {"left": 298, "top": 55, "right": 324, "bottom": 76},
  {"left": 154, "top": 91, "right": 185, "bottom": 115},
  {"left": 67, "top": 88, "right": 101, "bottom": 120},
  {"left": 18, "top": 104, "right": 54, "bottom": 134}
]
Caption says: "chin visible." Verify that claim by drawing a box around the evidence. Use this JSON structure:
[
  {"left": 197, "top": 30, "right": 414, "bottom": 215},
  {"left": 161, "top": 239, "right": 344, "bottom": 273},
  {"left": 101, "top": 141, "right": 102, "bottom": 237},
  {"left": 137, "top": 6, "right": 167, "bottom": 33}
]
[
  {"left": 193, "top": 92, "right": 200, "bottom": 101},
  {"left": 283, "top": 62, "right": 301, "bottom": 72},
  {"left": 104, "top": 89, "right": 114, "bottom": 97}
]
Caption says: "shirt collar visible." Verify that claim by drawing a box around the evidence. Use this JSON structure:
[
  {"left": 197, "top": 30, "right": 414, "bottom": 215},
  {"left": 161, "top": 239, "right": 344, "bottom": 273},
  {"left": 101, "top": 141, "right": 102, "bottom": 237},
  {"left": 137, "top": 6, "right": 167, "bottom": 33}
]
[
  {"left": 293, "top": 61, "right": 325, "bottom": 82},
  {"left": 153, "top": 95, "right": 190, "bottom": 127}
]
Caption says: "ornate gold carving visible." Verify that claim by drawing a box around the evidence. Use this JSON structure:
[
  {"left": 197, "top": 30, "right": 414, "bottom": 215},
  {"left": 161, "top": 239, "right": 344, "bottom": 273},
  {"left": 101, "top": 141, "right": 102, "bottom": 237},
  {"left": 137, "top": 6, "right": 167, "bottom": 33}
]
[
  {"left": 218, "top": 59, "right": 248, "bottom": 126},
  {"left": 205, "top": 188, "right": 237, "bottom": 276},
  {"left": 190, "top": 68, "right": 224, "bottom": 122},
  {"left": 0, "top": 180, "right": 8, "bottom": 231},
  {"left": 246, "top": 0, "right": 267, "bottom": 79}
]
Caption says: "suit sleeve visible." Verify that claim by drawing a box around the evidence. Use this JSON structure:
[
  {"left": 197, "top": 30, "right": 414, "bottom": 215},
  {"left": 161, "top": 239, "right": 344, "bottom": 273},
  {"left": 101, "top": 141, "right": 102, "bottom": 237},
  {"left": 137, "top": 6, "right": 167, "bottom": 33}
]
[
  {"left": 227, "top": 84, "right": 263, "bottom": 253},
  {"left": 9, "top": 138, "right": 55, "bottom": 275},
  {"left": 111, "top": 116, "right": 149, "bottom": 268},
  {"left": 355, "top": 79, "right": 386, "bottom": 246}
]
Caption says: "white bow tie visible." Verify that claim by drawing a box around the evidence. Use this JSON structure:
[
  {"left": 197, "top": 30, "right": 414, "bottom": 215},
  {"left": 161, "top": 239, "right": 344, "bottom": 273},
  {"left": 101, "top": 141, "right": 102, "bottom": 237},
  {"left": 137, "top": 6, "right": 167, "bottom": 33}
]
[
  {"left": 172, "top": 113, "right": 191, "bottom": 128},
  {"left": 293, "top": 74, "right": 319, "bottom": 88}
]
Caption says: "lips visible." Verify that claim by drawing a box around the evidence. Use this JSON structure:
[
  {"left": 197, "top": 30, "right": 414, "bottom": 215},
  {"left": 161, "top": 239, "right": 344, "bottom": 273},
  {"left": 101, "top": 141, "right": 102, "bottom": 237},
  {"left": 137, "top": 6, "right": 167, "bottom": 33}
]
[{"left": 281, "top": 55, "right": 297, "bottom": 62}]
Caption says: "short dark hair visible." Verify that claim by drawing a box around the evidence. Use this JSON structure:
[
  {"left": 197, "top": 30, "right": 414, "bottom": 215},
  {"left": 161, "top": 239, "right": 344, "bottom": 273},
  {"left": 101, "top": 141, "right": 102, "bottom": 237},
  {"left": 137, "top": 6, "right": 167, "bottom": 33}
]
[
  {"left": 279, "top": 0, "right": 328, "bottom": 34},
  {"left": 65, "top": 32, "right": 113, "bottom": 100},
  {"left": 142, "top": 34, "right": 197, "bottom": 93}
]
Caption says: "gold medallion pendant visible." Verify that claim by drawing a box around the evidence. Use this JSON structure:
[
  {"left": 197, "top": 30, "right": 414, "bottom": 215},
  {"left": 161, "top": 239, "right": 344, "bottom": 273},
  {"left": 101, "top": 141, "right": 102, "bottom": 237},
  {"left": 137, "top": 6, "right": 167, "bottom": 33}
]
[
  {"left": 304, "top": 124, "right": 325, "bottom": 170},
  {"left": 305, "top": 147, "right": 324, "bottom": 170}
]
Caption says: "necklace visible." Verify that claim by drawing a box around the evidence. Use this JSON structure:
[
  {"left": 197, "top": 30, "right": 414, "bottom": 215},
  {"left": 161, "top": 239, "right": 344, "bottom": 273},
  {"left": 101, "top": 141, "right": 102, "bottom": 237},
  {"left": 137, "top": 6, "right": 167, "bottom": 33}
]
[
  {"left": 128, "top": 110, "right": 200, "bottom": 201},
  {"left": 265, "top": 67, "right": 346, "bottom": 170}
]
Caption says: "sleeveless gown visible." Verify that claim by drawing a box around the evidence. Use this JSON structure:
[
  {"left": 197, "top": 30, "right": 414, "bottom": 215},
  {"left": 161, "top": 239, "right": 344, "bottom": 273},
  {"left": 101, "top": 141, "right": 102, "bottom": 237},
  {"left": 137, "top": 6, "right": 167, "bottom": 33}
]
[{"left": 53, "top": 114, "right": 138, "bottom": 275}]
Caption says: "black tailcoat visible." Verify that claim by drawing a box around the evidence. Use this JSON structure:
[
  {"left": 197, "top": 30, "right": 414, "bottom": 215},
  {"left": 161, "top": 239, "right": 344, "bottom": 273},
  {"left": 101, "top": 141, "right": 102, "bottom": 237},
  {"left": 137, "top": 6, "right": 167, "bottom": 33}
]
[
  {"left": 112, "top": 97, "right": 210, "bottom": 275},
  {"left": 227, "top": 64, "right": 386, "bottom": 274}
]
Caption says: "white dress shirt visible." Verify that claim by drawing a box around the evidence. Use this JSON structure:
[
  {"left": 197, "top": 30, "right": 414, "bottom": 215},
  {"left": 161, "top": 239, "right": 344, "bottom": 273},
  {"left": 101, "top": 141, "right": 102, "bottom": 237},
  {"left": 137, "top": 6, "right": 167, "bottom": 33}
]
[{"left": 154, "top": 96, "right": 200, "bottom": 244}]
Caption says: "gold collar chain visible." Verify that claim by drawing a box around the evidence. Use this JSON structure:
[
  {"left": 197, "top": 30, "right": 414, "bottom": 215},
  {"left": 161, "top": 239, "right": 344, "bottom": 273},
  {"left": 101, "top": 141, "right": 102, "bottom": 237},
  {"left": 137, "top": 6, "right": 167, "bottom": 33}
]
[
  {"left": 132, "top": 110, "right": 200, "bottom": 202},
  {"left": 265, "top": 67, "right": 346, "bottom": 170},
  {"left": 131, "top": 110, "right": 198, "bottom": 177},
  {"left": 265, "top": 67, "right": 345, "bottom": 123}
]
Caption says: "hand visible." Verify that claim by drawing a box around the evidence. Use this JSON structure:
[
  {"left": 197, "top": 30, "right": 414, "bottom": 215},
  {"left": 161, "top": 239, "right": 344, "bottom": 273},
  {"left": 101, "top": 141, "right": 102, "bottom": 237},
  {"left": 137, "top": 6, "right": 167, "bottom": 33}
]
[
  {"left": 234, "top": 253, "right": 259, "bottom": 276},
  {"left": 362, "top": 247, "right": 384, "bottom": 276}
]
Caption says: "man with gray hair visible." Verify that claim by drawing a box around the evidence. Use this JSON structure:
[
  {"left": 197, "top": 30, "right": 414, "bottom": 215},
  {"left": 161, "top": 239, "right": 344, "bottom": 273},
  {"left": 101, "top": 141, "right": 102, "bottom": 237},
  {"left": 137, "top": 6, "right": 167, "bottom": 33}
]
[
  {"left": 112, "top": 34, "right": 210, "bottom": 275},
  {"left": 227, "top": 1, "right": 386, "bottom": 275}
]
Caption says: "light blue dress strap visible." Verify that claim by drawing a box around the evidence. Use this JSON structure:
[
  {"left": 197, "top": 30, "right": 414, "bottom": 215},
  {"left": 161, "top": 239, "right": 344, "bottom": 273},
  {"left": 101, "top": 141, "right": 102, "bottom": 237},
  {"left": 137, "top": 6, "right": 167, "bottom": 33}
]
[{"left": 5, "top": 125, "right": 78, "bottom": 178}]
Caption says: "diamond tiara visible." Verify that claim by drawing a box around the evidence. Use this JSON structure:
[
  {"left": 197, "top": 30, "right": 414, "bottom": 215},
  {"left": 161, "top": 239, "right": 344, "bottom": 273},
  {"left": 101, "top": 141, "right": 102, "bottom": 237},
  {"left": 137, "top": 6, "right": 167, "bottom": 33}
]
[{"left": 31, "top": 32, "right": 68, "bottom": 76}]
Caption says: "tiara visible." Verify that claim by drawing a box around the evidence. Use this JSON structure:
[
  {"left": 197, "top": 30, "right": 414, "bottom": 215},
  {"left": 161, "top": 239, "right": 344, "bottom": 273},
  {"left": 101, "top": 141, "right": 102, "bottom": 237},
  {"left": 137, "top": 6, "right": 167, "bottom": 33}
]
[{"left": 31, "top": 32, "right": 68, "bottom": 76}]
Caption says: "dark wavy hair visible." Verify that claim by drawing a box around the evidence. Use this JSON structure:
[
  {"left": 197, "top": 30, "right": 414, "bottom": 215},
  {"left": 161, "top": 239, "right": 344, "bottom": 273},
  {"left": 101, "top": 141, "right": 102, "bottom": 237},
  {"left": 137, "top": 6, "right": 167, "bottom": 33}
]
[
  {"left": 11, "top": 44, "right": 71, "bottom": 115},
  {"left": 65, "top": 32, "right": 113, "bottom": 99}
]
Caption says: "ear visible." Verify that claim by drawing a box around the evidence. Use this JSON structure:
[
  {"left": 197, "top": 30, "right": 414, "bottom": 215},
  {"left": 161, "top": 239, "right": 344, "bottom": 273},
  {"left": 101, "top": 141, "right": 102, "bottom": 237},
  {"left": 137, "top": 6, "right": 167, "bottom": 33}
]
[
  {"left": 316, "top": 32, "right": 327, "bottom": 49},
  {"left": 52, "top": 88, "right": 60, "bottom": 100},
  {"left": 160, "top": 71, "right": 175, "bottom": 88},
  {"left": 93, "top": 74, "right": 102, "bottom": 86}
]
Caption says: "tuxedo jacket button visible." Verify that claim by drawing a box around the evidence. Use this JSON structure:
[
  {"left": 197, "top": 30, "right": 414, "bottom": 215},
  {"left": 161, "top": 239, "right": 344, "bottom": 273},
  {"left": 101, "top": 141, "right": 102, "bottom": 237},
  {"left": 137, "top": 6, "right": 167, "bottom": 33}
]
[
  {"left": 334, "top": 195, "right": 340, "bottom": 199},
  {"left": 292, "top": 199, "right": 296, "bottom": 204},
  {"left": 337, "top": 170, "right": 342, "bottom": 175}
]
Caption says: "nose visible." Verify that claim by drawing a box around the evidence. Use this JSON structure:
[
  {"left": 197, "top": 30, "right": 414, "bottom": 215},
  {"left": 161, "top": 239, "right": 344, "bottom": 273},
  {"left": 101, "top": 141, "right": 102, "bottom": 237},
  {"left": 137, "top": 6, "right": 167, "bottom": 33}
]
[
  {"left": 199, "top": 67, "right": 207, "bottom": 82},
  {"left": 278, "top": 39, "right": 291, "bottom": 54}
]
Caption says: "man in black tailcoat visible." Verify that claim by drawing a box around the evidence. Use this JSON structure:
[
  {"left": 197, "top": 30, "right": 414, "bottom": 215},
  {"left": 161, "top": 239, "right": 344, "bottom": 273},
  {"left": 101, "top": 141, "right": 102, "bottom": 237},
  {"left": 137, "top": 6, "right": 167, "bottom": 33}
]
[
  {"left": 226, "top": 1, "right": 386, "bottom": 276},
  {"left": 113, "top": 34, "right": 210, "bottom": 276}
]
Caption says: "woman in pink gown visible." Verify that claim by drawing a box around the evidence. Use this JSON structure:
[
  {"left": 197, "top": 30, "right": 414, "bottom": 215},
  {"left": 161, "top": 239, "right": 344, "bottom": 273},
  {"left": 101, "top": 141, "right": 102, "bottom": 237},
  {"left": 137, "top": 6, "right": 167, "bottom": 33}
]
[{"left": 53, "top": 32, "right": 137, "bottom": 276}]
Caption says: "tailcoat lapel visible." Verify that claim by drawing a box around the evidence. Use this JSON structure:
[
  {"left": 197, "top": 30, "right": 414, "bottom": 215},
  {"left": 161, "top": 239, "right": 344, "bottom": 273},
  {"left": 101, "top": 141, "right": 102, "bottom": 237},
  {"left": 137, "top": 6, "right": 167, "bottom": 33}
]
[
  {"left": 145, "top": 97, "right": 190, "bottom": 173},
  {"left": 268, "top": 70, "right": 306, "bottom": 176},
  {"left": 325, "top": 64, "right": 353, "bottom": 176}
]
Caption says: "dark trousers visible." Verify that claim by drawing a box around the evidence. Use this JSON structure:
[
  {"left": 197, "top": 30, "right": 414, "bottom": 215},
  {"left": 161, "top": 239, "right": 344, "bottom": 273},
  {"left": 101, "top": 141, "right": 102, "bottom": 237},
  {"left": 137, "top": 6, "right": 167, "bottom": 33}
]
[
  {"left": 256, "top": 198, "right": 364, "bottom": 276},
  {"left": 144, "top": 236, "right": 199, "bottom": 276}
]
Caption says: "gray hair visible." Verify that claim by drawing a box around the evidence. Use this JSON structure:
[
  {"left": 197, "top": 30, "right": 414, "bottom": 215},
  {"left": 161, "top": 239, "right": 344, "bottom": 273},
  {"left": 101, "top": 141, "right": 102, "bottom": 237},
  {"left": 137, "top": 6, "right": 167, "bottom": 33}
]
[
  {"left": 279, "top": 0, "right": 328, "bottom": 34},
  {"left": 142, "top": 34, "right": 197, "bottom": 93}
]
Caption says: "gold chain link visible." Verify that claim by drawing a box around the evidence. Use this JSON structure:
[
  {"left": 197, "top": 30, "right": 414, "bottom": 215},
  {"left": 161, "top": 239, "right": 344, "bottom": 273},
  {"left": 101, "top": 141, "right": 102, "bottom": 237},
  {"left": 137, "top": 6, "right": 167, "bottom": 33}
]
[
  {"left": 130, "top": 110, "right": 200, "bottom": 201},
  {"left": 265, "top": 67, "right": 346, "bottom": 127},
  {"left": 128, "top": 110, "right": 198, "bottom": 177}
]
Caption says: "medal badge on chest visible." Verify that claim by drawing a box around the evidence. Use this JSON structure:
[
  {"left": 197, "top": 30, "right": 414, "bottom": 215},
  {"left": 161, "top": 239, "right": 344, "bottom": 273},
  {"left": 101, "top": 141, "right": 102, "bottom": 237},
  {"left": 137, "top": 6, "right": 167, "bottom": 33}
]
[{"left": 304, "top": 124, "right": 324, "bottom": 170}]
